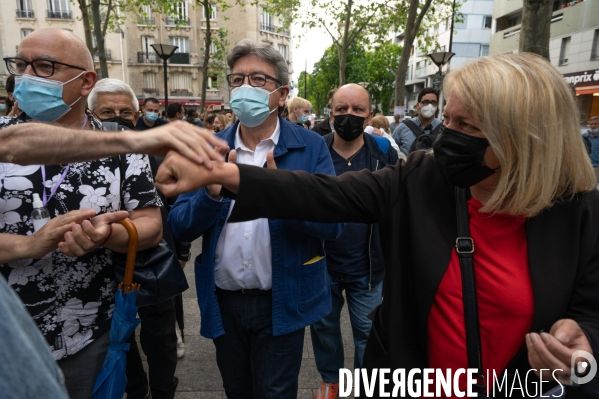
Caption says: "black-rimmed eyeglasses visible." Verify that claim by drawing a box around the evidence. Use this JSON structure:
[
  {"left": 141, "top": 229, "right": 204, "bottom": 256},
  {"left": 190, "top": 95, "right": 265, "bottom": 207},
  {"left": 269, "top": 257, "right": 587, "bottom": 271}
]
[
  {"left": 4, "top": 57, "right": 86, "bottom": 78},
  {"left": 227, "top": 72, "right": 281, "bottom": 88},
  {"left": 420, "top": 100, "right": 439, "bottom": 107}
]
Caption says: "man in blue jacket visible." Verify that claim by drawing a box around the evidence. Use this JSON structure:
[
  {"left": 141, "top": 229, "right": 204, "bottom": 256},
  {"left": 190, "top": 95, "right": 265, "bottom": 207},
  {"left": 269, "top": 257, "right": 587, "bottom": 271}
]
[{"left": 168, "top": 40, "right": 344, "bottom": 399}]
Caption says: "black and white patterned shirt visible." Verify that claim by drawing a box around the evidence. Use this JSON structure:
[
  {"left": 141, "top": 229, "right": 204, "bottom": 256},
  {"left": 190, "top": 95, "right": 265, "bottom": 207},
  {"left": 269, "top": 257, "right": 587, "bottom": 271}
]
[{"left": 0, "top": 112, "right": 161, "bottom": 359}]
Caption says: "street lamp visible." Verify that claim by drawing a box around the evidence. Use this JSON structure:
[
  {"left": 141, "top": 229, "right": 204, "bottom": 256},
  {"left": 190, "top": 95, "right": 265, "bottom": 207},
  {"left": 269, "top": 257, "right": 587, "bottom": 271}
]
[
  {"left": 427, "top": 52, "right": 455, "bottom": 90},
  {"left": 151, "top": 43, "right": 178, "bottom": 108}
]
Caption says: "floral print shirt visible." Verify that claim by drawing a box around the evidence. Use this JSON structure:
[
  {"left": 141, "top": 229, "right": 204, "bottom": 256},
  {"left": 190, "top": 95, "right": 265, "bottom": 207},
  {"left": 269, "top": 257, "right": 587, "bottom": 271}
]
[{"left": 0, "top": 113, "right": 161, "bottom": 359}]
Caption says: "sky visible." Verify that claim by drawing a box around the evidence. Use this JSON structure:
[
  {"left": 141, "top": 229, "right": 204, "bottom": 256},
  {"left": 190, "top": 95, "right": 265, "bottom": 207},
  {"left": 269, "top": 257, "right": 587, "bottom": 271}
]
[{"left": 289, "top": 23, "right": 333, "bottom": 92}]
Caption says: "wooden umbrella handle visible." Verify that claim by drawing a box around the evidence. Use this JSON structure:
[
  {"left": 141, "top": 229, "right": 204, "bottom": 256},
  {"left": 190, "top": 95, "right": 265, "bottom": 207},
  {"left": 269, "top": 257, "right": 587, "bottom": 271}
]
[{"left": 118, "top": 218, "right": 139, "bottom": 294}]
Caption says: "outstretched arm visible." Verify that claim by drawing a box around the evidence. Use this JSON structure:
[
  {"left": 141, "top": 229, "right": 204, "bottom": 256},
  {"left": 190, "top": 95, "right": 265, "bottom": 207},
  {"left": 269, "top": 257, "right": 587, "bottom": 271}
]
[{"left": 0, "top": 121, "right": 227, "bottom": 167}]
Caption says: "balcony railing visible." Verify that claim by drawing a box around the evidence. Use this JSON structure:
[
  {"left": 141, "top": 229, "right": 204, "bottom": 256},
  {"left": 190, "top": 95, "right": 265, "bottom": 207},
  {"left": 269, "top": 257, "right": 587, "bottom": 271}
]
[
  {"left": 166, "top": 17, "right": 190, "bottom": 26},
  {"left": 94, "top": 49, "right": 112, "bottom": 61},
  {"left": 169, "top": 52, "right": 190, "bottom": 64},
  {"left": 170, "top": 89, "right": 193, "bottom": 96},
  {"left": 16, "top": 9, "right": 34, "bottom": 18},
  {"left": 260, "top": 23, "right": 275, "bottom": 32},
  {"left": 280, "top": 29, "right": 290, "bottom": 36},
  {"left": 137, "top": 52, "right": 159, "bottom": 64},
  {"left": 142, "top": 88, "right": 160, "bottom": 95},
  {"left": 47, "top": 10, "right": 72, "bottom": 19},
  {"left": 137, "top": 17, "right": 155, "bottom": 25}
]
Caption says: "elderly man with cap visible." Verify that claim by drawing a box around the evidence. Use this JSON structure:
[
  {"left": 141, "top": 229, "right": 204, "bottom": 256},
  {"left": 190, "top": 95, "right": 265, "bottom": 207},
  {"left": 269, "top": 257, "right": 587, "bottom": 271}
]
[{"left": 0, "top": 28, "right": 163, "bottom": 399}]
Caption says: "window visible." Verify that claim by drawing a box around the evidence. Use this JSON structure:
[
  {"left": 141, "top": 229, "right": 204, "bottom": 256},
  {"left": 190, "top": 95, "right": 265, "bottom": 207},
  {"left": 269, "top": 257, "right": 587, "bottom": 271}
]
[
  {"left": 167, "top": 2, "right": 189, "bottom": 25},
  {"left": 261, "top": 9, "right": 274, "bottom": 32},
  {"left": 169, "top": 37, "right": 189, "bottom": 53},
  {"left": 48, "top": 0, "right": 69, "bottom": 12},
  {"left": 480, "top": 45, "right": 489, "bottom": 56},
  {"left": 483, "top": 16, "right": 492, "bottom": 29},
  {"left": 559, "top": 36, "right": 570, "bottom": 65},
  {"left": 209, "top": 41, "right": 217, "bottom": 54},
  {"left": 507, "top": 14, "right": 521, "bottom": 28},
  {"left": 203, "top": 4, "right": 216, "bottom": 20},
  {"left": 141, "top": 36, "right": 154, "bottom": 53},
  {"left": 21, "top": 29, "right": 34, "bottom": 39},
  {"left": 406, "top": 64, "right": 413, "bottom": 81},
  {"left": 143, "top": 72, "right": 157, "bottom": 92},
  {"left": 591, "top": 30, "right": 599, "bottom": 60},
  {"left": 278, "top": 44, "right": 288, "bottom": 60},
  {"left": 453, "top": 43, "right": 483, "bottom": 58},
  {"left": 415, "top": 60, "right": 427, "bottom": 76},
  {"left": 170, "top": 72, "right": 192, "bottom": 91},
  {"left": 454, "top": 15, "right": 467, "bottom": 29},
  {"left": 17, "top": 0, "right": 34, "bottom": 17},
  {"left": 207, "top": 75, "right": 218, "bottom": 89}
]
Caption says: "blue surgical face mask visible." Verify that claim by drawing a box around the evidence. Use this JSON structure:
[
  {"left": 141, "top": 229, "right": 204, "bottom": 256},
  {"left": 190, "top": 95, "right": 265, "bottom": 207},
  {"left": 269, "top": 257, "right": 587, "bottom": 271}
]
[
  {"left": 145, "top": 112, "right": 159, "bottom": 122},
  {"left": 591, "top": 128, "right": 599, "bottom": 134},
  {"left": 0, "top": 104, "right": 6, "bottom": 112},
  {"left": 13, "top": 72, "right": 84, "bottom": 122},
  {"left": 229, "top": 85, "right": 280, "bottom": 128},
  {"left": 297, "top": 113, "right": 310, "bottom": 124},
  {"left": 194, "top": 118, "right": 200, "bottom": 123}
]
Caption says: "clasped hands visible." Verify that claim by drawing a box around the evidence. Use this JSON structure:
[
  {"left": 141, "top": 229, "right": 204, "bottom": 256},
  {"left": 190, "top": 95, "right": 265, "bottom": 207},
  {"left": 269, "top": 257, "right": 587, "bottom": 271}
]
[{"left": 30, "top": 209, "right": 129, "bottom": 259}]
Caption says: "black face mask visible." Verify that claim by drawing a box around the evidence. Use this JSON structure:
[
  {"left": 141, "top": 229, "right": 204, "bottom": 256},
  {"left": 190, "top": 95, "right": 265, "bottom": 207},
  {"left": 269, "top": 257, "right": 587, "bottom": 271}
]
[
  {"left": 433, "top": 127, "right": 498, "bottom": 188},
  {"left": 333, "top": 113, "right": 365, "bottom": 141},
  {"left": 100, "top": 116, "right": 136, "bottom": 131}
]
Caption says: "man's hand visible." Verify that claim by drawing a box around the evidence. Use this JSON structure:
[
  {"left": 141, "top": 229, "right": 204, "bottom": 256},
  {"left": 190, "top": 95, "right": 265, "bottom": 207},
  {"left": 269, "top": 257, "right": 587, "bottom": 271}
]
[
  {"left": 527, "top": 319, "right": 593, "bottom": 385},
  {"left": 27, "top": 209, "right": 98, "bottom": 259},
  {"left": 127, "top": 121, "right": 228, "bottom": 168},
  {"left": 206, "top": 148, "right": 235, "bottom": 200},
  {"left": 58, "top": 211, "right": 129, "bottom": 257},
  {"left": 155, "top": 151, "right": 240, "bottom": 197}
]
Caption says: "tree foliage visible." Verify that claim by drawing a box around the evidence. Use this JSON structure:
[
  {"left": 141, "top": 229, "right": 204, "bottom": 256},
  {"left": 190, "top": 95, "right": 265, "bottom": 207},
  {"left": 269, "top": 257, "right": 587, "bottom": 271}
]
[
  {"left": 262, "top": 0, "right": 404, "bottom": 85},
  {"left": 366, "top": 42, "right": 402, "bottom": 114}
]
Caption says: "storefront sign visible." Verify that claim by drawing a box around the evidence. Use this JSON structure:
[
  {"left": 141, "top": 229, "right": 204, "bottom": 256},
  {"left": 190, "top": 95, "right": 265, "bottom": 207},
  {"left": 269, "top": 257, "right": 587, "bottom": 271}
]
[{"left": 563, "top": 69, "right": 599, "bottom": 88}]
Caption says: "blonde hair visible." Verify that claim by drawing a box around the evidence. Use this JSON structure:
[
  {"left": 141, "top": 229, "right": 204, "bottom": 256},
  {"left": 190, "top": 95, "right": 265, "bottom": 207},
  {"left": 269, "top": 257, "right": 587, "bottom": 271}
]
[
  {"left": 444, "top": 52, "right": 596, "bottom": 217},
  {"left": 214, "top": 113, "right": 228, "bottom": 129},
  {"left": 287, "top": 96, "right": 311, "bottom": 112},
  {"left": 371, "top": 115, "right": 390, "bottom": 134}
]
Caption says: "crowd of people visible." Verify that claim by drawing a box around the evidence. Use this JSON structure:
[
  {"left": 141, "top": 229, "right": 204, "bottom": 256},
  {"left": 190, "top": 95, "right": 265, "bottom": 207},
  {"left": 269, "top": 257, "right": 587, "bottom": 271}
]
[{"left": 1, "top": 26, "right": 599, "bottom": 399}]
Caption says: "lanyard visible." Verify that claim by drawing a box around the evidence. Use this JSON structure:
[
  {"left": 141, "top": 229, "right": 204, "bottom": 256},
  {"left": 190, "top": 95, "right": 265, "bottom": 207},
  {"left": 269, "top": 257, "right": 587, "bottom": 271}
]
[{"left": 39, "top": 115, "right": 88, "bottom": 206}]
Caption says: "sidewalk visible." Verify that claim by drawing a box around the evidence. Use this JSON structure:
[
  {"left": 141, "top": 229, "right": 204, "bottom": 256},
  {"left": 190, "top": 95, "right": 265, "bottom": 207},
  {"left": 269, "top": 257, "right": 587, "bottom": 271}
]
[{"left": 138, "top": 238, "right": 357, "bottom": 398}]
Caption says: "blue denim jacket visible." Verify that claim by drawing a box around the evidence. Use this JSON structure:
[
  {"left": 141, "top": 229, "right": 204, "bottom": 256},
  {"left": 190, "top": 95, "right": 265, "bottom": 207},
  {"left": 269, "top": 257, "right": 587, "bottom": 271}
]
[{"left": 169, "top": 117, "right": 345, "bottom": 338}]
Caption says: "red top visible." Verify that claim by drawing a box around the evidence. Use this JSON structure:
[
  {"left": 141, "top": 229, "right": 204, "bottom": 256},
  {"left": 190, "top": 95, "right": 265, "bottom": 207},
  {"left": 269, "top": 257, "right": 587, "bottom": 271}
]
[{"left": 428, "top": 197, "right": 534, "bottom": 396}]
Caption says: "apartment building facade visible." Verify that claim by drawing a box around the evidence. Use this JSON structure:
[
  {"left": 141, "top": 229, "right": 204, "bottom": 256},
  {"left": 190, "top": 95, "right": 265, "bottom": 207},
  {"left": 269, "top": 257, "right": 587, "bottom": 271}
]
[
  {"left": 394, "top": 0, "right": 494, "bottom": 114},
  {"left": 120, "top": 2, "right": 293, "bottom": 111},
  {"left": 0, "top": 0, "right": 294, "bottom": 112},
  {"left": 490, "top": 0, "right": 599, "bottom": 122},
  {"left": 0, "top": 0, "right": 125, "bottom": 95}
]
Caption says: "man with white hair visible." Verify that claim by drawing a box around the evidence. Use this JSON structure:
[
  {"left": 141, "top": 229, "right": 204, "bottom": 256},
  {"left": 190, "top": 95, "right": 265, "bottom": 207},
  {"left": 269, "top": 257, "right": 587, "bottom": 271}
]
[
  {"left": 87, "top": 78, "right": 139, "bottom": 130},
  {"left": 0, "top": 28, "right": 163, "bottom": 399},
  {"left": 88, "top": 78, "right": 183, "bottom": 399}
]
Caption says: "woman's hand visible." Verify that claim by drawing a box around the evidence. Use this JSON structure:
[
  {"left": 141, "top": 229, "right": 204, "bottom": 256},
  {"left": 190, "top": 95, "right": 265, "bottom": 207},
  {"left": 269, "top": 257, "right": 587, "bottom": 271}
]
[{"left": 527, "top": 319, "right": 593, "bottom": 385}]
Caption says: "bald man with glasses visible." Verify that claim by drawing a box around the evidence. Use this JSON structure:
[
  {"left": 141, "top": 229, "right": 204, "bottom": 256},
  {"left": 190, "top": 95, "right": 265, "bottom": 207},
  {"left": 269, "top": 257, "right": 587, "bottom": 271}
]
[{"left": 0, "top": 28, "right": 164, "bottom": 399}]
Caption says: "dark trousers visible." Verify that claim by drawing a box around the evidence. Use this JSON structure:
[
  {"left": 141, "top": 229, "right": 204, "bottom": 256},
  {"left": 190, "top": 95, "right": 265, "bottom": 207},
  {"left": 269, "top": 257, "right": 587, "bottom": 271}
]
[
  {"left": 125, "top": 298, "right": 179, "bottom": 399},
  {"left": 213, "top": 289, "right": 305, "bottom": 399}
]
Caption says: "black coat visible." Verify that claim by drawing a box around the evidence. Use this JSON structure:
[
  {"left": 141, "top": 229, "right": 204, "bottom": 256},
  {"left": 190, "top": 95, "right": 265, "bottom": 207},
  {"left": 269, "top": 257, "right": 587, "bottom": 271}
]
[
  {"left": 312, "top": 118, "right": 333, "bottom": 136},
  {"left": 227, "top": 151, "right": 599, "bottom": 398}
]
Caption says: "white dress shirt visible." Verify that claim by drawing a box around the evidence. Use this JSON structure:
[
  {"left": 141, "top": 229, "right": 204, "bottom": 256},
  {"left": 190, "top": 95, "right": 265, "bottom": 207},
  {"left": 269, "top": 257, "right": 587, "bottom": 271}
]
[{"left": 214, "top": 120, "right": 280, "bottom": 290}]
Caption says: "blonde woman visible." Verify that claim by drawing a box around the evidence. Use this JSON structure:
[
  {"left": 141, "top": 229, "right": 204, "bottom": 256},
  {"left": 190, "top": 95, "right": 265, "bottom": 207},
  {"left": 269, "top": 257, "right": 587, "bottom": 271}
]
[
  {"left": 212, "top": 113, "right": 228, "bottom": 133},
  {"left": 157, "top": 53, "right": 599, "bottom": 397}
]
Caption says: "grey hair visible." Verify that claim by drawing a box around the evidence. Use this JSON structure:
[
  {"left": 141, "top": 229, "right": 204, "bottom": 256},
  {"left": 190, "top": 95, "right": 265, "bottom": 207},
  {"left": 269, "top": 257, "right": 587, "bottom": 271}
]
[
  {"left": 227, "top": 39, "right": 289, "bottom": 86},
  {"left": 87, "top": 78, "right": 139, "bottom": 112}
]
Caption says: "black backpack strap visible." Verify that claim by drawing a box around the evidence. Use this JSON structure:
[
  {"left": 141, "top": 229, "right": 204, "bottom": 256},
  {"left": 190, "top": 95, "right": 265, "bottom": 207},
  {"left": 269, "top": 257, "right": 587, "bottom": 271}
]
[
  {"left": 455, "top": 187, "right": 485, "bottom": 394},
  {"left": 402, "top": 119, "right": 424, "bottom": 138},
  {"left": 431, "top": 123, "right": 443, "bottom": 136}
]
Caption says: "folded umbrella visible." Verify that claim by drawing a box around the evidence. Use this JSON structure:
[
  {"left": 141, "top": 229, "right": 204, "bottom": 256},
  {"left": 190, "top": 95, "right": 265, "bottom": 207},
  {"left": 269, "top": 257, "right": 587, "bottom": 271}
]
[{"left": 92, "top": 219, "right": 141, "bottom": 399}]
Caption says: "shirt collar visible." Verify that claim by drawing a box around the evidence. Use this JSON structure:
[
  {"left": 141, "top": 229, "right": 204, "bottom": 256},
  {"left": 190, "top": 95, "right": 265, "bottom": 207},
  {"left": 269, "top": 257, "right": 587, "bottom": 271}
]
[{"left": 234, "top": 118, "right": 280, "bottom": 151}]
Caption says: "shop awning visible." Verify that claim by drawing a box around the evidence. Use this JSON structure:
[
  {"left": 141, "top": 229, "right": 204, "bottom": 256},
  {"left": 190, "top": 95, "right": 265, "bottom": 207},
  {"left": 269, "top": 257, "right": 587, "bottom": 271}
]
[{"left": 576, "top": 86, "right": 599, "bottom": 96}]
